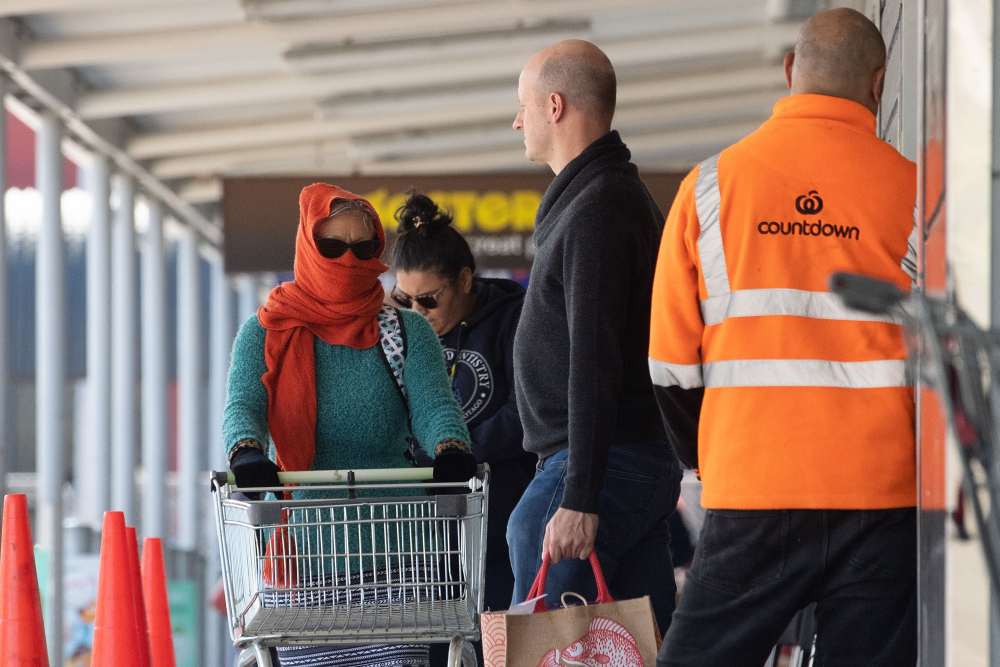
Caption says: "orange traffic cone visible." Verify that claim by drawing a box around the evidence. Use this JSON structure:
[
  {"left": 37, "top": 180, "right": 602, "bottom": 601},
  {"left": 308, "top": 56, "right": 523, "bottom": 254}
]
[
  {"left": 92, "top": 512, "right": 145, "bottom": 665},
  {"left": 126, "top": 527, "right": 151, "bottom": 667},
  {"left": 141, "top": 538, "right": 176, "bottom": 667},
  {"left": 0, "top": 494, "right": 49, "bottom": 666}
]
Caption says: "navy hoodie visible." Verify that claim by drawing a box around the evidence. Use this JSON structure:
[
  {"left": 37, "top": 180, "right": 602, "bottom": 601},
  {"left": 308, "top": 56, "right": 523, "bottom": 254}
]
[
  {"left": 439, "top": 277, "right": 529, "bottom": 465},
  {"left": 439, "top": 277, "right": 535, "bottom": 612}
]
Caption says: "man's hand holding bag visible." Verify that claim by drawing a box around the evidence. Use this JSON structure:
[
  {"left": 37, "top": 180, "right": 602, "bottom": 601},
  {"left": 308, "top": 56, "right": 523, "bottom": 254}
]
[{"left": 481, "top": 553, "right": 661, "bottom": 666}]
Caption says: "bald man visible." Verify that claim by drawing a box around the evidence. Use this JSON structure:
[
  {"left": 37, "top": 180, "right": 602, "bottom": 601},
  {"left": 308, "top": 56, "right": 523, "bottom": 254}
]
[
  {"left": 651, "top": 9, "right": 917, "bottom": 665},
  {"left": 507, "top": 40, "right": 682, "bottom": 634}
]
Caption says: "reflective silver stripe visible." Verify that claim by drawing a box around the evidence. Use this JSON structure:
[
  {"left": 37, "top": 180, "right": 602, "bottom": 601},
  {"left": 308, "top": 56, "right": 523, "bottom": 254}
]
[
  {"left": 703, "top": 359, "right": 908, "bottom": 389},
  {"left": 700, "top": 289, "right": 899, "bottom": 326},
  {"left": 649, "top": 358, "right": 704, "bottom": 389},
  {"left": 694, "top": 154, "right": 729, "bottom": 297},
  {"left": 901, "top": 205, "right": 919, "bottom": 282}
]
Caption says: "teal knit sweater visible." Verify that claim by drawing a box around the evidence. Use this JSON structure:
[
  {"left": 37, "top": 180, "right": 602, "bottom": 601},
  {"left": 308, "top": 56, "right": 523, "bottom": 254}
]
[{"left": 223, "top": 309, "right": 470, "bottom": 469}]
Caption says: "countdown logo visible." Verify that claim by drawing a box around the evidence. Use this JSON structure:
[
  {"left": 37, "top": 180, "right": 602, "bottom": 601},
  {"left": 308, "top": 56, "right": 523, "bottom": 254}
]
[
  {"left": 757, "top": 191, "right": 860, "bottom": 241},
  {"left": 795, "top": 190, "right": 824, "bottom": 215}
]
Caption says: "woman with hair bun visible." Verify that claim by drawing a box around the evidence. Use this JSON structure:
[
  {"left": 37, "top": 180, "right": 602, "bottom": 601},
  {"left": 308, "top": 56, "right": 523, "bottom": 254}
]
[{"left": 391, "top": 192, "right": 536, "bottom": 621}]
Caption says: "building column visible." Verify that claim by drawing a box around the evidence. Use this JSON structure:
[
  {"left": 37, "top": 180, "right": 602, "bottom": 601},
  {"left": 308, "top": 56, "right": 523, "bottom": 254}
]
[
  {"left": 141, "top": 200, "right": 167, "bottom": 538},
  {"left": 112, "top": 174, "right": 138, "bottom": 524},
  {"left": 209, "top": 257, "right": 234, "bottom": 473},
  {"left": 84, "top": 155, "right": 112, "bottom": 526},
  {"left": 35, "top": 109, "right": 65, "bottom": 665},
  {"left": 177, "top": 226, "right": 202, "bottom": 551},
  {"left": 205, "top": 255, "right": 233, "bottom": 667}
]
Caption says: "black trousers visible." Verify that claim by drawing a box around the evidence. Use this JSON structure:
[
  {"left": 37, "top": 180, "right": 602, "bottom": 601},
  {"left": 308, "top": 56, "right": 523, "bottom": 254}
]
[{"left": 658, "top": 508, "right": 917, "bottom": 667}]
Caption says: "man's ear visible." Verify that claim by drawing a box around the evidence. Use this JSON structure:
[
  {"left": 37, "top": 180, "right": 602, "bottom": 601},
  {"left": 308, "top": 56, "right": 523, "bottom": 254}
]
[
  {"left": 549, "top": 91, "right": 566, "bottom": 123},
  {"left": 783, "top": 51, "right": 795, "bottom": 89},
  {"left": 871, "top": 65, "right": 886, "bottom": 109}
]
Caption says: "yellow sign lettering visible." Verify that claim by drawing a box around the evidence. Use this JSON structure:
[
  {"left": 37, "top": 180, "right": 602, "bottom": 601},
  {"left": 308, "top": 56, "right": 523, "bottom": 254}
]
[
  {"left": 448, "top": 191, "right": 477, "bottom": 232},
  {"left": 511, "top": 190, "right": 541, "bottom": 231},
  {"left": 475, "top": 191, "right": 510, "bottom": 233}
]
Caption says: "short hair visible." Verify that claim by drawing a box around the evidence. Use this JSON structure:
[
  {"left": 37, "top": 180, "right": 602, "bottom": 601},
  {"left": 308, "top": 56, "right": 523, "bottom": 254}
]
[
  {"left": 794, "top": 9, "right": 886, "bottom": 94},
  {"left": 538, "top": 45, "right": 617, "bottom": 123}
]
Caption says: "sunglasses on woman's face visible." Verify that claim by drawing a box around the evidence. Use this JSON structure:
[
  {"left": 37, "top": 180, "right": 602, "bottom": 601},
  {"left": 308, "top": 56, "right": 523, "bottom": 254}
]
[
  {"left": 315, "top": 236, "right": 381, "bottom": 260},
  {"left": 391, "top": 285, "right": 447, "bottom": 310}
]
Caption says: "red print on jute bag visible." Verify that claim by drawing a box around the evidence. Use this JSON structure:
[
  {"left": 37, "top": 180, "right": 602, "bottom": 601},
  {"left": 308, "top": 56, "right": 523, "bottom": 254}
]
[{"left": 536, "top": 616, "right": 643, "bottom": 666}]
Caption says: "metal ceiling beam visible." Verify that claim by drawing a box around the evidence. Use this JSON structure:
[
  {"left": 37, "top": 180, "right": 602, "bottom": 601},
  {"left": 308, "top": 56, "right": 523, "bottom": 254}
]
[
  {"left": 130, "top": 66, "right": 785, "bottom": 160},
  {"left": 79, "top": 21, "right": 794, "bottom": 120},
  {"left": 243, "top": 0, "right": 451, "bottom": 20},
  {"left": 133, "top": 104, "right": 514, "bottom": 160},
  {"left": 176, "top": 177, "right": 222, "bottom": 205},
  {"left": 170, "top": 119, "right": 757, "bottom": 193},
  {"left": 150, "top": 141, "right": 354, "bottom": 179},
  {"left": 0, "top": 0, "right": 184, "bottom": 17},
  {"left": 19, "top": 0, "right": 659, "bottom": 69},
  {"left": 283, "top": 19, "right": 590, "bottom": 75},
  {"left": 150, "top": 87, "right": 776, "bottom": 183},
  {"left": 355, "top": 88, "right": 779, "bottom": 160},
  {"left": 359, "top": 119, "right": 758, "bottom": 174},
  {"left": 78, "top": 52, "right": 523, "bottom": 118}
]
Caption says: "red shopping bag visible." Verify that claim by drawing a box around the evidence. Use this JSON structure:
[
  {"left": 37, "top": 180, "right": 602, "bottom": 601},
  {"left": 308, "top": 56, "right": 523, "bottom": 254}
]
[{"left": 481, "top": 553, "right": 661, "bottom": 666}]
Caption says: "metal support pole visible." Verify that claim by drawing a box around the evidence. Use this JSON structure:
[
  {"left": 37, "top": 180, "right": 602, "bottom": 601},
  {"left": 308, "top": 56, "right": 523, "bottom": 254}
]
[
  {"left": 206, "top": 258, "right": 233, "bottom": 666},
  {"left": 210, "top": 259, "right": 233, "bottom": 474},
  {"left": 85, "top": 155, "right": 112, "bottom": 526},
  {"left": 141, "top": 200, "right": 167, "bottom": 539},
  {"left": 177, "top": 226, "right": 202, "bottom": 550},
  {"left": 112, "top": 174, "right": 138, "bottom": 524},
  {"left": 991, "top": 0, "right": 1000, "bottom": 659},
  {"left": 0, "top": 76, "right": 8, "bottom": 499},
  {"left": 36, "top": 110, "right": 65, "bottom": 666}
]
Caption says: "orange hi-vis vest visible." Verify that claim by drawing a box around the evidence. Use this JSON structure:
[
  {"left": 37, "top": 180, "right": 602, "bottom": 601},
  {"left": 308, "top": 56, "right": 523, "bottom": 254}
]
[{"left": 649, "top": 94, "right": 918, "bottom": 510}]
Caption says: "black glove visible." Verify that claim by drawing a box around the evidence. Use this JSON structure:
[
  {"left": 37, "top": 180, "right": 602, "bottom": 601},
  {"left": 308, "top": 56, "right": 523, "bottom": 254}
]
[
  {"left": 433, "top": 447, "right": 478, "bottom": 494},
  {"left": 230, "top": 447, "right": 281, "bottom": 499}
]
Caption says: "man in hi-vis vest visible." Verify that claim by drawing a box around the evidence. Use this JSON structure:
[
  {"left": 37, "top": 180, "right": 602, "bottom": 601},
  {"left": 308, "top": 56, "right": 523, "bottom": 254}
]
[{"left": 650, "top": 9, "right": 918, "bottom": 666}]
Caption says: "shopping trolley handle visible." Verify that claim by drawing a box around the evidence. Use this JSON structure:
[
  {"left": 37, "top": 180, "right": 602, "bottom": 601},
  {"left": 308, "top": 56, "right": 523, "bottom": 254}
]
[
  {"left": 209, "top": 464, "right": 490, "bottom": 491},
  {"left": 829, "top": 272, "right": 906, "bottom": 315}
]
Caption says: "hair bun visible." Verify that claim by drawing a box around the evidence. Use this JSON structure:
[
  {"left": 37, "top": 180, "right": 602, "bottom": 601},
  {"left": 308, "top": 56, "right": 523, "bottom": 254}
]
[{"left": 395, "top": 191, "right": 453, "bottom": 234}]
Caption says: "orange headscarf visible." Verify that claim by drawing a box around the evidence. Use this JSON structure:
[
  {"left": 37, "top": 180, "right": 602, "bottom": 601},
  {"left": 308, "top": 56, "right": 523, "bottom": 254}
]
[{"left": 257, "top": 183, "right": 388, "bottom": 472}]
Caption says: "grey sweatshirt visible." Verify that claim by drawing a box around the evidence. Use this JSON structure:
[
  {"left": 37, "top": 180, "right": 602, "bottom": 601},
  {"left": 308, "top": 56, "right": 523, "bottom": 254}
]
[{"left": 513, "top": 131, "right": 674, "bottom": 513}]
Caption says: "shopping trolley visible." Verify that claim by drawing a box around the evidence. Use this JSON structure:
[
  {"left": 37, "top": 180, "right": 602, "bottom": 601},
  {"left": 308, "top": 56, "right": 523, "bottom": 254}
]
[
  {"left": 211, "top": 466, "right": 489, "bottom": 667},
  {"left": 831, "top": 272, "right": 1000, "bottom": 601}
]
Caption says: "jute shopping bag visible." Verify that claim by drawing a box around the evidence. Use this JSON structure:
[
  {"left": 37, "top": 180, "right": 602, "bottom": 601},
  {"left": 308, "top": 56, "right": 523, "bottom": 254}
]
[{"left": 482, "top": 553, "right": 660, "bottom": 666}]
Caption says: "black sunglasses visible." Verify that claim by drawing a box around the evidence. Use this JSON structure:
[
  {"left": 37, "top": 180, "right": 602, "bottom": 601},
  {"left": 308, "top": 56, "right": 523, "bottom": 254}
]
[
  {"left": 315, "top": 236, "right": 381, "bottom": 260},
  {"left": 391, "top": 285, "right": 447, "bottom": 310}
]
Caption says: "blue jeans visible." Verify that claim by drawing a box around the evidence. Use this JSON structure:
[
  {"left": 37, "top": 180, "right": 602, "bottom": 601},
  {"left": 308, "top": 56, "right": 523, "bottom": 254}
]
[{"left": 506, "top": 444, "right": 681, "bottom": 634}]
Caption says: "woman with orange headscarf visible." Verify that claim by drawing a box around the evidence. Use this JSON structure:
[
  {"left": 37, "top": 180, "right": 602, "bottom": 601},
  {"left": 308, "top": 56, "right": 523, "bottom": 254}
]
[{"left": 222, "top": 183, "right": 474, "bottom": 667}]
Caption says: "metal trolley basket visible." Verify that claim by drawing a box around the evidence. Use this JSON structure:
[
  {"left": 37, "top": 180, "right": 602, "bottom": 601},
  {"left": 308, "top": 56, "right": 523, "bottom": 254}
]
[
  {"left": 763, "top": 273, "right": 1000, "bottom": 667},
  {"left": 211, "top": 466, "right": 489, "bottom": 667},
  {"left": 832, "top": 272, "right": 1000, "bottom": 600}
]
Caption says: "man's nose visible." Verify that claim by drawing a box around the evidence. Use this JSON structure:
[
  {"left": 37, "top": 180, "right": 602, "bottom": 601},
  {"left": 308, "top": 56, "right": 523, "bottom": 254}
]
[{"left": 512, "top": 114, "right": 522, "bottom": 131}]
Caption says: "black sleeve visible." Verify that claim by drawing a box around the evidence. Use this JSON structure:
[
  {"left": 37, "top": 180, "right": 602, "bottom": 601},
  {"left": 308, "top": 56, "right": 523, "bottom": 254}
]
[
  {"left": 559, "top": 202, "right": 634, "bottom": 513},
  {"left": 468, "top": 307, "right": 525, "bottom": 463},
  {"left": 653, "top": 386, "right": 703, "bottom": 469}
]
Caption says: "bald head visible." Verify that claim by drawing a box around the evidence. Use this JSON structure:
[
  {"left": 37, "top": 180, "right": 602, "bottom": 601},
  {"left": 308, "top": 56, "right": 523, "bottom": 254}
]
[
  {"left": 514, "top": 40, "right": 618, "bottom": 173},
  {"left": 528, "top": 39, "right": 617, "bottom": 125},
  {"left": 788, "top": 8, "right": 886, "bottom": 111}
]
